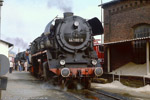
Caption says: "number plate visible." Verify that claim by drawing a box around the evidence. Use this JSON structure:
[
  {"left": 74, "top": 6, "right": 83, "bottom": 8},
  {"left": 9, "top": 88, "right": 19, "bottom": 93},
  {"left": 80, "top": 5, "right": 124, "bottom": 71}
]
[{"left": 69, "top": 38, "right": 84, "bottom": 42}]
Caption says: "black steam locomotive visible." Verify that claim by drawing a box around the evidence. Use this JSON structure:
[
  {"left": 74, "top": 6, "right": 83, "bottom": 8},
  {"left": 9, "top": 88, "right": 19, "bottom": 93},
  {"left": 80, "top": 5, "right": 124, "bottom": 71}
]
[
  {"left": 28, "top": 12, "right": 104, "bottom": 88},
  {"left": 14, "top": 51, "right": 26, "bottom": 69}
]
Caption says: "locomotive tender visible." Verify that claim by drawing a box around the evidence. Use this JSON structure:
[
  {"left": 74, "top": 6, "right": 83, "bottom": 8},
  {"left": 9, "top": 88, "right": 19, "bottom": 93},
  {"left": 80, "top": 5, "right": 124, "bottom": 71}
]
[{"left": 28, "top": 12, "right": 104, "bottom": 88}]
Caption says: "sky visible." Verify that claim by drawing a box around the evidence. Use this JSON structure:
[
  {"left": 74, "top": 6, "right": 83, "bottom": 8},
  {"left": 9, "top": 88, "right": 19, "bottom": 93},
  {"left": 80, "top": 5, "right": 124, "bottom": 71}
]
[{"left": 1, "top": 0, "right": 112, "bottom": 54}]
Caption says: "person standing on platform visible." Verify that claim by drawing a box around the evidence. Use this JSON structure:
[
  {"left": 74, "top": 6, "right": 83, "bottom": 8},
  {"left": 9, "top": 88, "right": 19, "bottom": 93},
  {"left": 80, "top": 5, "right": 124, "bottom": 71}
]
[
  {"left": 24, "top": 61, "right": 28, "bottom": 72},
  {"left": 9, "top": 61, "right": 13, "bottom": 73},
  {"left": 18, "top": 61, "right": 22, "bottom": 71}
]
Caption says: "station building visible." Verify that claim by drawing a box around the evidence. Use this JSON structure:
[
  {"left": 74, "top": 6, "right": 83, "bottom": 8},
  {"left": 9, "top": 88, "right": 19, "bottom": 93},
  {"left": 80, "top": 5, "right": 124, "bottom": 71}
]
[
  {"left": 0, "top": 40, "right": 13, "bottom": 57},
  {"left": 101, "top": 0, "right": 150, "bottom": 76}
]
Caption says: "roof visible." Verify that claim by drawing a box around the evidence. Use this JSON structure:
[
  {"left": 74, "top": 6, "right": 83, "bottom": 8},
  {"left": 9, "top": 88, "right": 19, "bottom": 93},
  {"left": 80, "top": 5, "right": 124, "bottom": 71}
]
[
  {"left": 0, "top": 39, "right": 13, "bottom": 47},
  {"left": 103, "top": 36, "right": 150, "bottom": 45},
  {"left": 99, "top": 0, "right": 123, "bottom": 8},
  {"left": 0, "top": 0, "right": 3, "bottom": 6}
]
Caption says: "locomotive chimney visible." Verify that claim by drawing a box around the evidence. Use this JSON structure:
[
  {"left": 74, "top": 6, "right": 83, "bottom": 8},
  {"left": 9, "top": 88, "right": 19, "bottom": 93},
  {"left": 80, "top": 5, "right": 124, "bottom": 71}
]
[{"left": 63, "top": 12, "right": 73, "bottom": 18}]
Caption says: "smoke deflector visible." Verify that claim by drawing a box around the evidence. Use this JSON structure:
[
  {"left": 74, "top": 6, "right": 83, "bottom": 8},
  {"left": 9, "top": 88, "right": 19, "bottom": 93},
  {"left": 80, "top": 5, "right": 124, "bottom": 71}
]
[{"left": 88, "top": 17, "right": 104, "bottom": 36}]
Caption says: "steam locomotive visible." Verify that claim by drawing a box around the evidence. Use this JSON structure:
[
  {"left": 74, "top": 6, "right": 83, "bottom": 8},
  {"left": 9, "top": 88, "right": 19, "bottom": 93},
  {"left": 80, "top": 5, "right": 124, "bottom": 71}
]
[
  {"left": 26, "top": 12, "right": 104, "bottom": 88},
  {"left": 14, "top": 51, "right": 26, "bottom": 69}
]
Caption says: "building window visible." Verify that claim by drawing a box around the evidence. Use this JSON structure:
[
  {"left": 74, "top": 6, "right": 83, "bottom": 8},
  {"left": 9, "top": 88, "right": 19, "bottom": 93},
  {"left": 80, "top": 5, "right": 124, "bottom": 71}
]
[
  {"left": 134, "top": 24, "right": 150, "bottom": 38},
  {"left": 140, "top": 0, "right": 143, "bottom": 4},
  {"left": 133, "top": 24, "right": 150, "bottom": 64},
  {"left": 121, "top": 6, "right": 123, "bottom": 10},
  {"left": 113, "top": 9, "right": 115, "bottom": 12},
  {"left": 117, "top": 7, "right": 119, "bottom": 11},
  {"left": 135, "top": 2, "right": 138, "bottom": 5},
  {"left": 146, "top": 0, "right": 149, "bottom": 3},
  {"left": 109, "top": 10, "right": 111, "bottom": 13},
  {"left": 99, "top": 45, "right": 104, "bottom": 52}
]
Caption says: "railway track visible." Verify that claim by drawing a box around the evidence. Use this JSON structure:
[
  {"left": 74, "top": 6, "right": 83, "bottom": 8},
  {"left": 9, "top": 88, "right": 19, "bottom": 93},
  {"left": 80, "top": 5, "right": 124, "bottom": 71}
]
[
  {"left": 64, "top": 91, "right": 85, "bottom": 100},
  {"left": 53, "top": 88, "right": 131, "bottom": 100},
  {"left": 50, "top": 89, "right": 84, "bottom": 100},
  {"left": 41, "top": 79, "right": 131, "bottom": 100},
  {"left": 86, "top": 89, "right": 131, "bottom": 100}
]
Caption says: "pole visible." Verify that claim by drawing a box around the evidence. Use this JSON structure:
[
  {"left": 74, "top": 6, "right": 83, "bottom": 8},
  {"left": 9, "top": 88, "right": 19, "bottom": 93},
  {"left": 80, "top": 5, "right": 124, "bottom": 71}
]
[
  {"left": 143, "top": 76, "right": 145, "bottom": 86},
  {"left": 107, "top": 47, "right": 110, "bottom": 72},
  {"left": 0, "top": 0, "right": 2, "bottom": 40},
  {"left": 146, "top": 41, "right": 149, "bottom": 75},
  {"left": 0, "top": 5, "right": 1, "bottom": 40},
  {"left": 112, "top": 73, "right": 114, "bottom": 82},
  {"left": 0, "top": 0, "right": 3, "bottom": 99},
  {"left": 101, "top": 0, "right": 103, "bottom": 44}
]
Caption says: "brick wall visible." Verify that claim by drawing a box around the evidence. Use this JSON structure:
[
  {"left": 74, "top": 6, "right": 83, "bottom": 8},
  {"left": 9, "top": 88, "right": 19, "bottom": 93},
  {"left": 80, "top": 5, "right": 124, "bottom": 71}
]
[
  {"left": 104, "top": 42, "right": 133, "bottom": 72},
  {"left": 103, "top": 0, "right": 150, "bottom": 43}
]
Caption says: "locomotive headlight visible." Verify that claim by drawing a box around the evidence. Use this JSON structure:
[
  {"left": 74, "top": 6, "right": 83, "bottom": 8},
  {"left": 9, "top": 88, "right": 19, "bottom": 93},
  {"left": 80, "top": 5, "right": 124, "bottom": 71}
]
[
  {"left": 60, "top": 60, "right": 65, "bottom": 65},
  {"left": 73, "top": 21, "right": 79, "bottom": 29},
  {"left": 61, "top": 68, "right": 70, "bottom": 77},
  {"left": 92, "top": 59, "right": 97, "bottom": 65},
  {"left": 74, "top": 21, "right": 79, "bottom": 26},
  {"left": 94, "top": 67, "right": 103, "bottom": 77}
]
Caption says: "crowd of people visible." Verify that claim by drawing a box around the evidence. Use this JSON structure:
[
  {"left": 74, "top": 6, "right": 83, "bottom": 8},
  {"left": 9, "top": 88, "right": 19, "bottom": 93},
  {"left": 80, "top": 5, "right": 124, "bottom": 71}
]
[
  {"left": 9, "top": 51, "right": 30, "bottom": 73},
  {"left": 9, "top": 60, "right": 28, "bottom": 73}
]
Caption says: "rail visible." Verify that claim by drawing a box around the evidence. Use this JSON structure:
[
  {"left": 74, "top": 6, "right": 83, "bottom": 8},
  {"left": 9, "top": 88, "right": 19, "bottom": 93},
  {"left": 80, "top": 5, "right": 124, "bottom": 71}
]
[{"left": 87, "top": 89, "right": 130, "bottom": 100}]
